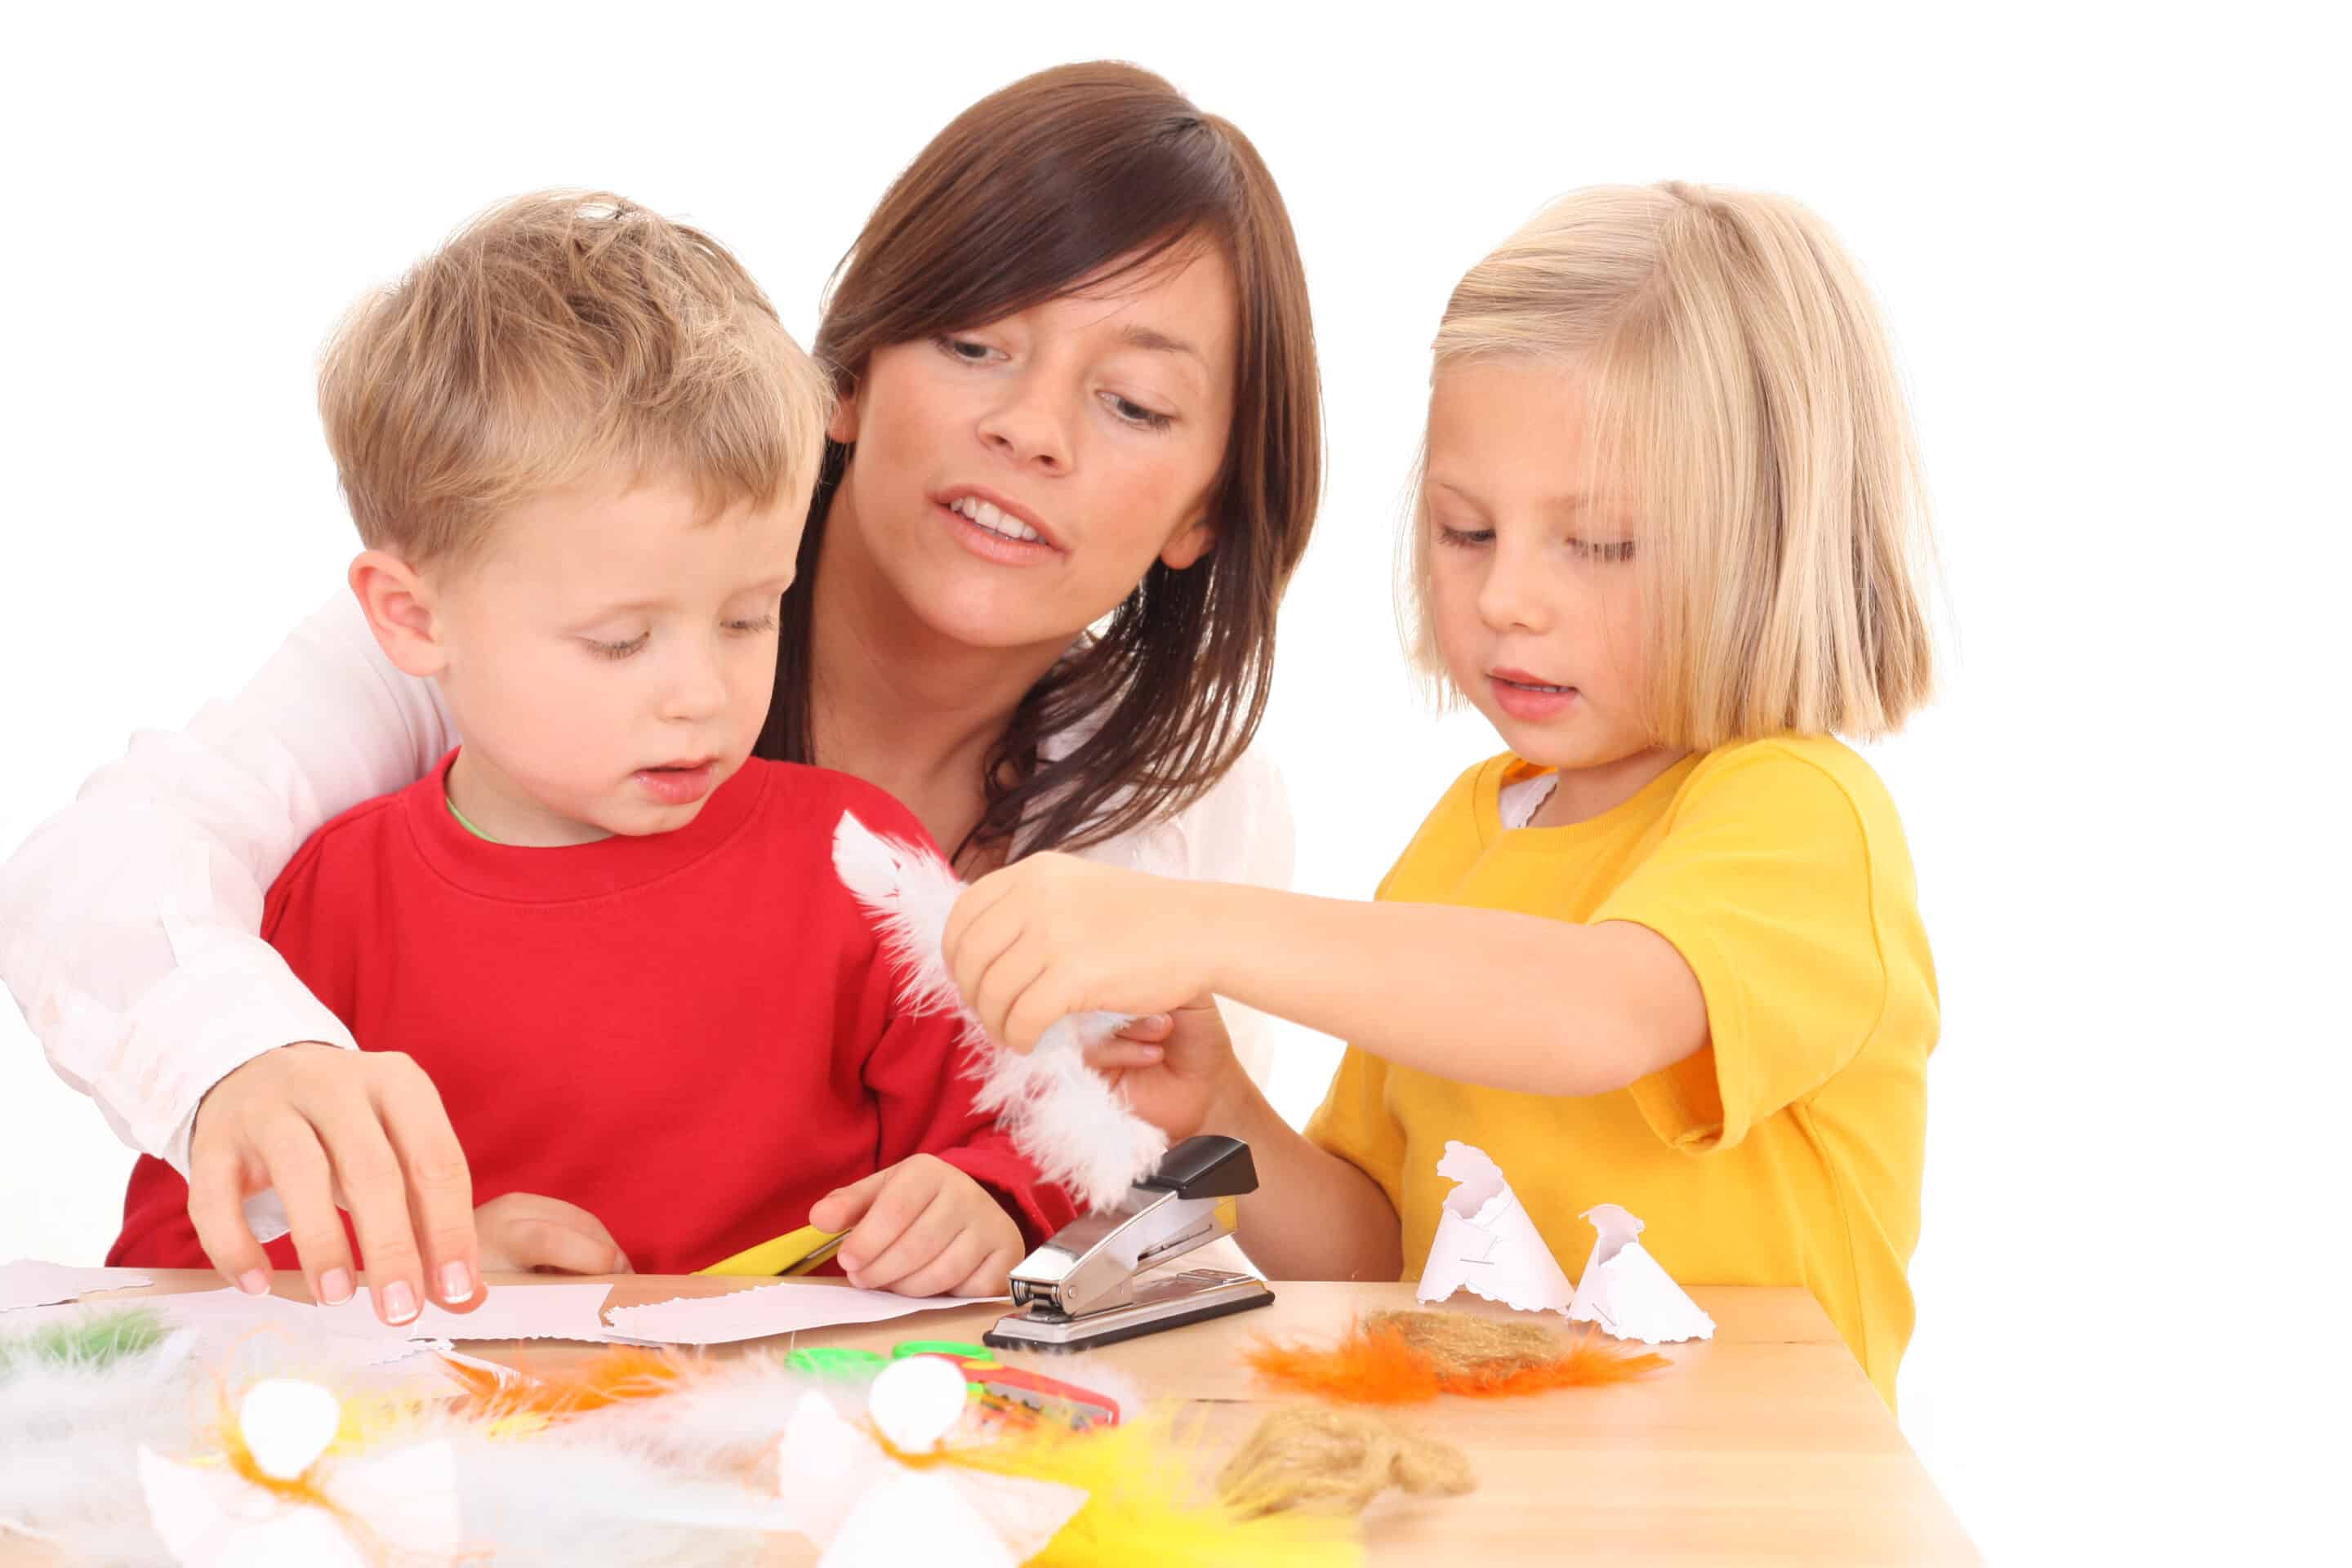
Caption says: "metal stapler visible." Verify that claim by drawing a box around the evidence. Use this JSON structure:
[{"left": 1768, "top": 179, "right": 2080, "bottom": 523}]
[{"left": 983, "top": 1134, "right": 1275, "bottom": 1352}]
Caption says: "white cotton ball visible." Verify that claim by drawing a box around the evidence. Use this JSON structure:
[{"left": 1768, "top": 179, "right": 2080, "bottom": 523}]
[
  {"left": 866, "top": 1356, "right": 971, "bottom": 1455},
  {"left": 237, "top": 1378, "right": 342, "bottom": 1481}
]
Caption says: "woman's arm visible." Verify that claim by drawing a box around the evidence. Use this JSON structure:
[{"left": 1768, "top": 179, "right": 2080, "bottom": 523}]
[{"left": 0, "top": 588, "right": 479, "bottom": 1321}]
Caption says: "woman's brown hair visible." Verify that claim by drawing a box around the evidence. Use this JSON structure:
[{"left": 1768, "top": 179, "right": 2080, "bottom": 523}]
[{"left": 755, "top": 61, "right": 1321, "bottom": 861}]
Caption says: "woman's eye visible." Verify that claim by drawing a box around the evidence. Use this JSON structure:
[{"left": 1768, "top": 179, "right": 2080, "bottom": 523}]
[
  {"left": 1568, "top": 538, "right": 1637, "bottom": 563},
  {"left": 588, "top": 633, "right": 648, "bottom": 660},
  {"left": 1436, "top": 524, "right": 1492, "bottom": 549},
  {"left": 724, "top": 613, "right": 778, "bottom": 635},
  {"left": 933, "top": 335, "right": 996, "bottom": 363},
  {"left": 1103, "top": 392, "right": 1175, "bottom": 430}
]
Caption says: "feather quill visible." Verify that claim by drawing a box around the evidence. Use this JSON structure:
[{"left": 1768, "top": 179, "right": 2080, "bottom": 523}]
[{"left": 831, "top": 811, "right": 1169, "bottom": 1211}]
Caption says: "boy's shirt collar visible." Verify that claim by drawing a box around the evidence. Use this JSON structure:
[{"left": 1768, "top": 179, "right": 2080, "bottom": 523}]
[{"left": 408, "top": 747, "right": 772, "bottom": 902}]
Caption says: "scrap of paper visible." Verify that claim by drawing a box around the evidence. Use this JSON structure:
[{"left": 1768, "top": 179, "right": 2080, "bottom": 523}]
[
  {"left": 0, "top": 1258, "right": 153, "bottom": 1314},
  {"left": 1414, "top": 1142, "right": 1576, "bottom": 1313},
  {"left": 308, "top": 1281, "right": 618, "bottom": 1344},
  {"left": 602, "top": 1281, "right": 1004, "bottom": 1346},
  {"left": 1565, "top": 1204, "right": 1715, "bottom": 1344}
]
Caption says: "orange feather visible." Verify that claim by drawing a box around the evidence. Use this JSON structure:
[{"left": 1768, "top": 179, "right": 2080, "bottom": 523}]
[{"left": 1245, "top": 1315, "right": 1667, "bottom": 1405}]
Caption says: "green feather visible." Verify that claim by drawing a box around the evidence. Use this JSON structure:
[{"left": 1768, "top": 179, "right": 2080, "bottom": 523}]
[{"left": 0, "top": 1306, "right": 170, "bottom": 1377}]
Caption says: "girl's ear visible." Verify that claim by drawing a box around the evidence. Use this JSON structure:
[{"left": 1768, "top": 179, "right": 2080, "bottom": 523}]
[{"left": 349, "top": 550, "right": 450, "bottom": 679}]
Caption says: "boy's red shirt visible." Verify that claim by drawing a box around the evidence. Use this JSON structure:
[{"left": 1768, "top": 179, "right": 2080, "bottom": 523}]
[{"left": 109, "top": 753, "right": 1072, "bottom": 1274}]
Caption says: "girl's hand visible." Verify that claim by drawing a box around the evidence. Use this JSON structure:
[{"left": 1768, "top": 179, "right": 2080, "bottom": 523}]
[
  {"left": 1086, "top": 995, "right": 1246, "bottom": 1143},
  {"left": 945, "top": 853, "right": 1212, "bottom": 1051},
  {"left": 473, "top": 1192, "right": 633, "bottom": 1276},
  {"left": 808, "top": 1154, "right": 1024, "bottom": 1297}
]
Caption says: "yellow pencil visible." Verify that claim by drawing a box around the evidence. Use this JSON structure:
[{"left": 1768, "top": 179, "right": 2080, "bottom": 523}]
[{"left": 696, "top": 1223, "right": 848, "bottom": 1277}]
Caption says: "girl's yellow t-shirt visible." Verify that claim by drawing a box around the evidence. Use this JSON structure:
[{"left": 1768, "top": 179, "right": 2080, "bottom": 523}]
[{"left": 1304, "top": 735, "right": 1937, "bottom": 1407}]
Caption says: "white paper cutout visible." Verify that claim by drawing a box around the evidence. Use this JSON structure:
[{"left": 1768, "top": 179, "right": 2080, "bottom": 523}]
[
  {"left": 603, "top": 1283, "right": 1004, "bottom": 1346},
  {"left": 866, "top": 1354, "right": 971, "bottom": 1453},
  {"left": 1565, "top": 1203, "right": 1716, "bottom": 1344},
  {"left": 139, "top": 1379, "right": 460, "bottom": 1567},
  {"left": 0, "top": 1259, "right": 152, "bottom": 1314},
  {"left": 1414, "top": 1141, "right": 1576, "bottom": 1312},
  {"left": 771, "top": 1388, "right": 1085, "bottom": 1567}
]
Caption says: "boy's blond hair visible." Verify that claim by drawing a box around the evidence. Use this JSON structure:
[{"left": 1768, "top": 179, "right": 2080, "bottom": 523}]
[
  {"left": 1402, "top": 181, "right": 1938, "bottom": 745},
  {"left": 319, "top": 189, "right": 830, "bottom": 564}
]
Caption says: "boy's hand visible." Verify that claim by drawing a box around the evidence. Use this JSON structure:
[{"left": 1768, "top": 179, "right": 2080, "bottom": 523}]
[
  {"left": 189, "top": 1042, "right": 481, "bottom": 1325},
  {"left": 473, "top": 1192, "right": 633, "bottom": 1276},
  {"left": 808, "top": 1154, "right": 1023, "bottom": 1297},
  {"left": 945, "top": 853, "right": 1212, "bottom": 1052},
  {"left": 1082, "top": 995, "right": 1246, "bottom": 1143}
]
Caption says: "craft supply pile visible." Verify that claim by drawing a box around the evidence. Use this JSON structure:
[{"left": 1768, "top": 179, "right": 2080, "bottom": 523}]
[{"left": 0, "top": 1143, "right": 1708, "bottom": 1565}]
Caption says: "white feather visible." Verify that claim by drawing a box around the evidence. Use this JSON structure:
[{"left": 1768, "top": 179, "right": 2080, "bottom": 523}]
[{"left": 831, "top": 812, "right": 1169, "bottom": 1212}]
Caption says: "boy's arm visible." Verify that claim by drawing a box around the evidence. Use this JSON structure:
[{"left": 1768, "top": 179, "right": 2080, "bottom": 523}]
[{"left": 853, "top": 998, "right": 1076, "bottom": 1249}]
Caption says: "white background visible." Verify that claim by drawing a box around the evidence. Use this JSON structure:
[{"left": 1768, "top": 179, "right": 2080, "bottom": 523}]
[{"left": 2, "top": 2, "right": 2343, "bottom": 1560}]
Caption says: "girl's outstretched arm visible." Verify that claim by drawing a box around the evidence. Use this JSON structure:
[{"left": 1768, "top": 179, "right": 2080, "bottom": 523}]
[{"left": 951, "top": 859, "right": 1708, "bottom": 1099}]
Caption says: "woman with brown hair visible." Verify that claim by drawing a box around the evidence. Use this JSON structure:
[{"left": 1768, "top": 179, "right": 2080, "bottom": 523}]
[{"left": 0, "top": 62, "right": 1319, "bottom": 1324}]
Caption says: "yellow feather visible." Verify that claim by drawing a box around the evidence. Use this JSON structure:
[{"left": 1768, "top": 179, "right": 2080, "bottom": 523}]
[{"left": 920, "top": 1412, "right": 1364, "bottom": 1567}]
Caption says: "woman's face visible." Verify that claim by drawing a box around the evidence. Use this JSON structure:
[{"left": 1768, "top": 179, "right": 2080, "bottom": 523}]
[{"left": 827, "top": 241, "right": 1238, "bottom": 652}]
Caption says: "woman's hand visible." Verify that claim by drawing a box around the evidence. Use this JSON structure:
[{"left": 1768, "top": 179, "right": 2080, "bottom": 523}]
[
  {"left": 944, "top": 854, "right": 1215, "bottom": 1051},
  {"left": 473, "top": 1192, "right": 633, "bottom": 1276},
  {"left": 1085, "top": 995, "right": 1247, "bottom": 1143},
  {"left": 189, "top": 1042, "right": 480, "bottom": 1323}
]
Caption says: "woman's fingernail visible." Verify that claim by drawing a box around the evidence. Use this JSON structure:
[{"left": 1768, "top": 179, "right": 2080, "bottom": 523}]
[
  {"left": 1137, "top": 1045, "right": 1165, "bottom": 1060},
  {"left": 1142, "top": 1015, "right": 1171, "bottom": 1031},
  {"left": 440, "top": 1261, "right": 473, "bottom": 1303},
  {"left": 236, "top": 1268, "right": 270, "bottom": 1297},
  {"left": 319, "top": 1268, "right": 354, "bottom": 1305},
  {"left": 382, "top": 1280, "right": 419, "bottom": 1323}
]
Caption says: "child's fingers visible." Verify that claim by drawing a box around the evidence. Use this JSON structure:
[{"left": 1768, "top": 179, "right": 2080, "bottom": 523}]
[
  {"left": 951, "top": 1236, "right": 1025, "bottom": 1298},
  {"left": 946, "top": 884, "right": 1032, "bottom": 1023},
  {"left": 970, "top": 936, "right": 1052, "bottom": 1050},
  {"left": 942, "top": 874, "right": 1021, "bottom": 984},
  {"left": 186, "top": 1144, "right": 274, "bottom": 1298},
  {"left": 808, "top": 1167, "right": 893, "bottom": 1234},
  {"left": 505, "top": 1216, "right": 628, "bottom": 1276},
  {"left": 1001, "top": 960, "right": 1081, "bottom": 1054},
  {"left": 844, "top": 1186, "right": 963, "bottom": 1293},
  {"left": 889, "top": 1228, "right": 996, "bottom": 1299}
]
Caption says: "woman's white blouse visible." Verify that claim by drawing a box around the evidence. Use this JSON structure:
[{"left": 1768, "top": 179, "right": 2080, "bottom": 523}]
[{"left": 0, "top": 590, "right": 1294, "bottom": 1238}]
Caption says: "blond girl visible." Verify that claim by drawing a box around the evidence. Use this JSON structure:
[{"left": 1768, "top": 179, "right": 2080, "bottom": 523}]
[{"left": 945, "top": 181, "right": 1940, "bottom": 1406}]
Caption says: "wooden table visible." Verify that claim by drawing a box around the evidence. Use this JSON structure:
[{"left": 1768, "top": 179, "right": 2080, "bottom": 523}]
[{"left": 10, "top": 1271, "right": 1977, "bottom": 1565}]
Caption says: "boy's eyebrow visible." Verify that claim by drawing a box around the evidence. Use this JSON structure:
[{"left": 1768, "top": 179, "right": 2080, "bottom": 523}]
[{"left": 580, "top": 576, "right": 796, "bottom": 617}]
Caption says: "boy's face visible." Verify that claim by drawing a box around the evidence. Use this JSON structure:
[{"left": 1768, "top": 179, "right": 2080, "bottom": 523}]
[
  {"left": 1423, "top": 359, "right": 1660, "bottom": 782},
  {"left": 411, "top": 470, "right": 804, "bottom": 844}
]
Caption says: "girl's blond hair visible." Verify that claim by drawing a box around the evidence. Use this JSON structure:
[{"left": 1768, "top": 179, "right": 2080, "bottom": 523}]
[{"left": 1402, "top": 181, "right": 1937, "bottom": 745}]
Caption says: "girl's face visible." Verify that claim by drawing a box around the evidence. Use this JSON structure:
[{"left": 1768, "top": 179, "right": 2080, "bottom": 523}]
[
  {"left": 1424, "top": 358, "right": 1661, "bottom": 779},
  {"left": 826, "top": 242, "right": 1238, "bottom": 653}
]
